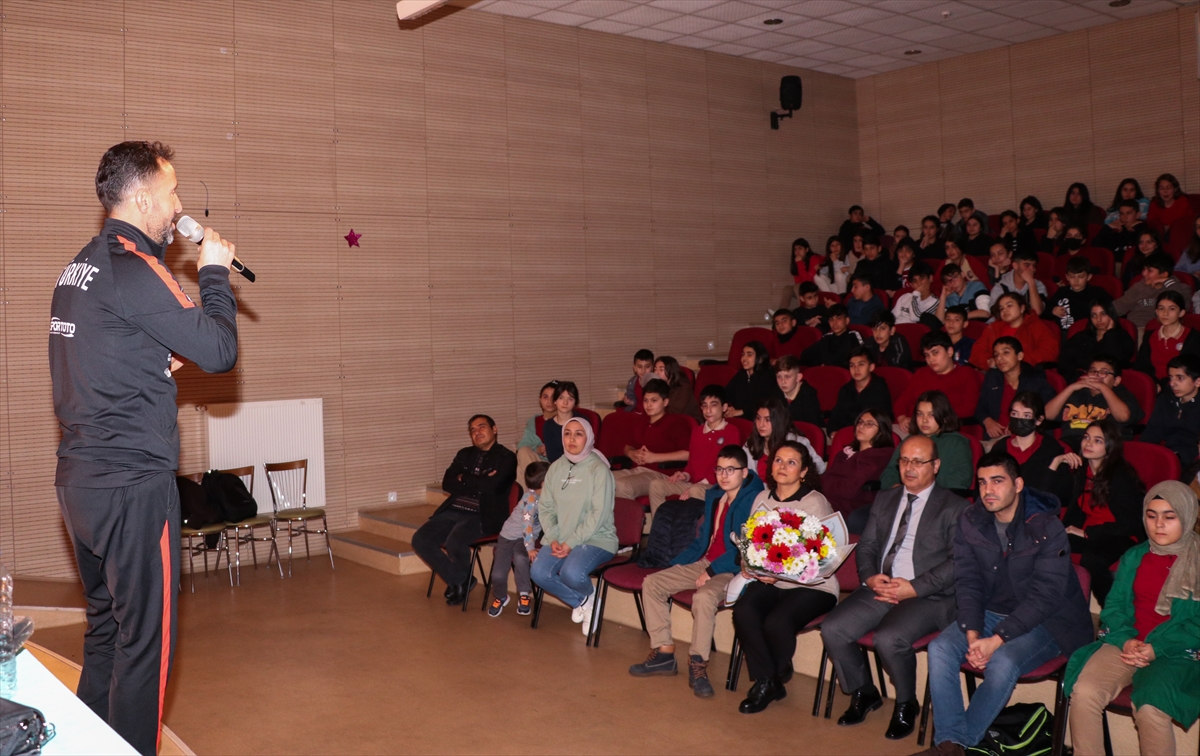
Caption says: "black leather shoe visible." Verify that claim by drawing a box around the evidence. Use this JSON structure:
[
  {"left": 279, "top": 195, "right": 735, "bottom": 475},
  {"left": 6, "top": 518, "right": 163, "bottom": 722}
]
[
  {"left": 837, "top": 685, "right": 883, "bottom": 726},
  {"left": 443, "top": 584, "right": 455, "bottom": 600},
  {"left": 738, "top": 677, "right": 787, "bottom": 714},
  {"left": 779, "top": 661, "right": 794, "bottom": 685},
  {"left": 447, "top": 576, "right": 477, "bottom": 606},
  {"left": 444, "top": 585, "right": 463, "bottom": 605},
  {"left": 885, "top": 699, "right": 920, "bottom": 740}
]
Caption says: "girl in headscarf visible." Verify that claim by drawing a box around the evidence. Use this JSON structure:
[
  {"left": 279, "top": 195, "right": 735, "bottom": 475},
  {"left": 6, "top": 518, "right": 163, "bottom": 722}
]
[
  {"left": 530, "top": 418, "right": 618, "bottom": 637},
  {"left": 1064, "top": 481, "right": 1200, "bottom": 755}
]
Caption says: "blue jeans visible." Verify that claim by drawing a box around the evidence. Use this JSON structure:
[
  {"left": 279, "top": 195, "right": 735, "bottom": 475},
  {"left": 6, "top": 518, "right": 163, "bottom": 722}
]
[
  {"left": 928, "top": 611, "right": 1062, "bottom": 748},
  {"left": 530, "top": 544, "right": 613, "bottom": 608}
]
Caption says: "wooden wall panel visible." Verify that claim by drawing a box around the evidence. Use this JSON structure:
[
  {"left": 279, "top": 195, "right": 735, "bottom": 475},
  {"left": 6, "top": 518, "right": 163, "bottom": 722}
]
[
  {"left": 873, "top": 65, "right": 944, "bottom": 229},
  {"left": 938, "top": 48, "right": 1016, "bottom": 214},
  {"left": 0, "top": 3, "right": 858, "bottom": 576},
  {"left": 1182, "top": 11, "right": 1200, "bottom": 192},
  {"left": 856, "top": 77, "right": 881, "bottom": 217}
]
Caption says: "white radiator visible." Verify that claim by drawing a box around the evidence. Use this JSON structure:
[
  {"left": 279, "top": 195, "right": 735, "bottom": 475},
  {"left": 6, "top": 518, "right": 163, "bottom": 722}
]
[{"left": 205, "top": 398, "right": 326, "bottom": 514}]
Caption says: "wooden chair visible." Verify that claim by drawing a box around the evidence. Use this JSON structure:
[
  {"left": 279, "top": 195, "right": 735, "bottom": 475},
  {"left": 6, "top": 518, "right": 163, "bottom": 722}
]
[
  {"left": 220, "top": 465, "right": 282, "bottom": 584},
  {"left": 264, "top": 459, "right": 334, "bottom": 576}
]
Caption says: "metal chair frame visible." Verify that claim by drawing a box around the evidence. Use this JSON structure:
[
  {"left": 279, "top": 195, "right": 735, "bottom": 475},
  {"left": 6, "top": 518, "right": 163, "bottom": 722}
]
[
  {"left": 264, "top": 459, "right": 334, "bottom": 576},
  {"left": 219, "top": 465, "right": 282, "bottom": 584}
]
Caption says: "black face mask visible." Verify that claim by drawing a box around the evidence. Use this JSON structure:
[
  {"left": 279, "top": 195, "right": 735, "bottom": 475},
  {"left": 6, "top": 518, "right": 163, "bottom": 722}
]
[
  {"left": 1008, "top": 417, "right": 1038, "bottom": 438},
  {"left": 1063, "top": 237, "right": 1084, "bottom": 251}
]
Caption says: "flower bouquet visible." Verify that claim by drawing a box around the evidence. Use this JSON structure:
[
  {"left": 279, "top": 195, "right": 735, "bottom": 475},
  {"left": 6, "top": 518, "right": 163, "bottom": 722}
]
[{"left": 724, "top": 509, "right": 854, "bottom": 603}]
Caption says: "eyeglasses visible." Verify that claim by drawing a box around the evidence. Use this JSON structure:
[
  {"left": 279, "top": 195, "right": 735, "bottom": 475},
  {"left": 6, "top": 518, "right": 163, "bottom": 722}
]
[
  {"left": 897, "top": 457, "right": 934, "bottom": 468},
  {"left": 1086, "top": 368, "right": 1115, "bottom": 378},
  {"left": 714, "top": 466, "right": 746, "bottom": 476},
  {"left": 855, "top": 419, "right": 879, "bottom": 428}
]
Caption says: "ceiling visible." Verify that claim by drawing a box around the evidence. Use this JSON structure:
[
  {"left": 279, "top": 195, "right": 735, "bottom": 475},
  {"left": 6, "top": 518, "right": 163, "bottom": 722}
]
[{"left": 469, "top": 0, "right": 1197, "bottom": 78}]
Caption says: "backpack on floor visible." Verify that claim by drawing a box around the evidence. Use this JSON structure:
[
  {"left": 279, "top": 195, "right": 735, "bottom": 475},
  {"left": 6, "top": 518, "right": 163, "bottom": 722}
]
[
  {"left": 202, "top": 470, "right": 259, "bottom": 523},
  {"left": 965, "top": 703, "right": 1053, "bottom": 756},
  {"left": 636, "top": 497, "right": 705, "bottom": 568}
]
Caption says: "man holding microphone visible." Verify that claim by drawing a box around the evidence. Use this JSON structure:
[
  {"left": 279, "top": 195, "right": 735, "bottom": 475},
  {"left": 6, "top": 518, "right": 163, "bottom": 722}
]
[{"left": 49, "top": 141, "right": 238, "bottom": 755}]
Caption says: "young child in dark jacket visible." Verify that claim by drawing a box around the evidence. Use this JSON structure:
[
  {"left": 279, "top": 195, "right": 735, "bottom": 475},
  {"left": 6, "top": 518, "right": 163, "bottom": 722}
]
[
  {"left": 487, "top": 462, "right": 549, "bottom": 618},
  {"left": 973, "top": 336, "right": 1055, "bottom": 440},
  {"left": 920, "top": 452, "right": 1093, "bottom": 756}
]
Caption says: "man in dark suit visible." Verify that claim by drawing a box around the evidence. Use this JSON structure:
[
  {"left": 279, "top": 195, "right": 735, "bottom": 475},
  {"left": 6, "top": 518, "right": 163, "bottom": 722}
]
[{"left": 819, "top": 435, "right": 968, "bottom": 740}]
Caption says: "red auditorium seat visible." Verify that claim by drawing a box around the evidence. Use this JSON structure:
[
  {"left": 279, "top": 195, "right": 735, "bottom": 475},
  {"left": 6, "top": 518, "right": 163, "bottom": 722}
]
[
  {"left": 776, "top": 325, "right": 821, "bottom": 359},
  {"left": 874, "top": 366, "right": 912, "bottom": 408},
  {"left": 804, "top": 365, "right": 851, "bottom": 413},
  {"left": 1117, "top": 370, "right": 1155, "bottom": 424},
  {"left": 792, "top": 421, "right": 825, "bottom": 459},
  {"left": 828, "top": 426, "right": 901, "bottom": 460},
  {"left": 694, "top": 363, "right": 737, "bottom": 399},
  {"left": 894, "top": 324, "right": 929, "bottom": 363},
  {"left": 1124, "top": 441, "right": 1181, "bottom": 489},
  {"left": 1089, "top": 274, "right": 1122, "bottom": 300},
  {"left": 728, "top": 327, "right": 776, "bottom": 364}
]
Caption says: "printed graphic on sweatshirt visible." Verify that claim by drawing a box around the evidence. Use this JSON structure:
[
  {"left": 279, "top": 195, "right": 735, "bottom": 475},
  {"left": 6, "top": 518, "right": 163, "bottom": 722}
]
[
  {"left": 49, "top": 317, "right": 76, "bottom": 337},
  {"left": 1063, "top": 401, "right": 1112, "bottom": 429},
  {"left": 56, "top": 262, "right": 100, "bottom": 291}
]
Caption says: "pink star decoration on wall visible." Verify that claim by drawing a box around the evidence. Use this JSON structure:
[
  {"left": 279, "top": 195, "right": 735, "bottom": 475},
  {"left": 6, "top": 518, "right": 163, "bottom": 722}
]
[{"left": 344, "top": 229, "right": 361, "bottom": 247}]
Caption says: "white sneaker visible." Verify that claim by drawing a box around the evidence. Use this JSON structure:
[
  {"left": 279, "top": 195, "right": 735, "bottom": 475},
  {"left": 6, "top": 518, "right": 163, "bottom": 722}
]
[
  {"left": 579, "top": 591, "right": 596, "bottom": 635},
  {"left": 571, "top": 603, "right": 585, "bottom": 624}
]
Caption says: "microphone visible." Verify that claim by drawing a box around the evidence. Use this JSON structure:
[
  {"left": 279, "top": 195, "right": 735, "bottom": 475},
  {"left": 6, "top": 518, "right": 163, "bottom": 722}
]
[{"left": 176, "top": 215, "right": 256, "bottom": 283}]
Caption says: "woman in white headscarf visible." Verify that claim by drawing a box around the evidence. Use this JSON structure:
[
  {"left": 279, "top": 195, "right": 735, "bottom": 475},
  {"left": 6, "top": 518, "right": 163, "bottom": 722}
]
[
  {"left": 1064, "top": 480, "right": 1200, "bottom": 755},
  {"left": 531, "top": 418, "right": 617, "bottom": 636}
]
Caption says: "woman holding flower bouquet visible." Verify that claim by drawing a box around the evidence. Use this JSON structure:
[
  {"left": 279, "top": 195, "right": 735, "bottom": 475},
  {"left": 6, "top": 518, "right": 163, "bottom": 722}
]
[{"left": 731, "top": 440, "right": 840, "bottom": 714}]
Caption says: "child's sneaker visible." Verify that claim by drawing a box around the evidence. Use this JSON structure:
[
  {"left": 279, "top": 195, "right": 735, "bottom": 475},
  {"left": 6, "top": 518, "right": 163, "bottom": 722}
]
[
  {"left": 516, "top": 593, "right": 532, "bottom": 616},
  {"left": 487, "top": 595, "right": 509, "bottom": 618}
]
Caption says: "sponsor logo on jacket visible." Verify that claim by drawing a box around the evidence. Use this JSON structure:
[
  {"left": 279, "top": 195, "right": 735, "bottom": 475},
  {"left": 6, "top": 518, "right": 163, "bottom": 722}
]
[{"left": 49, "top": 317, "right": 75, "bottom": 337}]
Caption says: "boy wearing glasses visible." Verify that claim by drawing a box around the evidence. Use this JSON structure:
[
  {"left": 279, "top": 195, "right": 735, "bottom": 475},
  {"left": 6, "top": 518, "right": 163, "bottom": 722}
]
[
  {"left": 1045, "top": 356, "right": 1142, "bottom": 450},
  {"left": 629, "top": 446, "right": 764, "bottom": 698}
]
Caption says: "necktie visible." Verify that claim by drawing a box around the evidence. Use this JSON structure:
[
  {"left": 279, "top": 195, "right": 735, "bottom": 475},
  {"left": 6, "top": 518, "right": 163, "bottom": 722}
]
[{"left": 881, "top": 492, "right": 918, "bottom": 577}]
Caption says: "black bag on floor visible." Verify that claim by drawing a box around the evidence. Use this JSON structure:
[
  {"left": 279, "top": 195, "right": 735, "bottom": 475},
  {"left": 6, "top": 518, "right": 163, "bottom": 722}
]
[
  {"left": 202, "top": 470, "right": 259, "bottom": 523},
  {"left": 636, "top": 497, "right": 705, "bottom": 568},
  {"left": 965, "top": 702, "right": 1053, "bottom": 756}
]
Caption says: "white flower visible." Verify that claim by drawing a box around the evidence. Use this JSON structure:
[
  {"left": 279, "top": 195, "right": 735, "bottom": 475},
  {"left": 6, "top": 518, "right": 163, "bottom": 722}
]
[
  {"left": 772, "top": 529, "right": 799, "bottom": 546},
  {"left": 800, "top": 516, "right": 823, "bottom": 540}
]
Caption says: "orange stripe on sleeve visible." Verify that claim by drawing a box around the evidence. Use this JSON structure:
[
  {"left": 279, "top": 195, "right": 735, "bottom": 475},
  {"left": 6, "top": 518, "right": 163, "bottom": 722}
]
[
  {"left": 117, "top": 234, "right": 195, "bottom": 309},
  {"left": 157, "top": 521, "right": 172, "bottom": 753}
]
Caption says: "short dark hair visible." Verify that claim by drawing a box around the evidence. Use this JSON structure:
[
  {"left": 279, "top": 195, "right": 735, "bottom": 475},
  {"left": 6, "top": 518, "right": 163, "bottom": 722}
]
[
  {"left": 96, "top": 141, "right": 175, "bottom": 213},
  {"left": 993, "top": 335, "right": 1023, "bottom": 355},
  {"left": 848, "top": 204, "right": 864, "bottom": 214},
  {"left": 717, "top": 444, "right": 749, "bottom": 468},
  {"left": 541, "top": 380, "right": 559, "bottom": 394},
  {"left": 1010, "top": 390, "right": 1046, "bottom": 421},
  {"left": 870, "top": 310, "right": 896, "bottom": 329},
  {"left": 849, "top": 272, "right": 874, "bottom": 288},
  {"left": 958, "top": 198, "right": 975, "bottom": 210},
  {"left": 1012, "top": 247, "right": 1038, "bottom": 264},
  {"left": 773, "top": 308, "right": 795, "bottom": 322},
  {"left": 552, "top": 381, "right": 579, "bottom": 405},
  {"left": 827, "top": 303, "right": 848, "bottom": 319},
  {"left": 848, "top": 345, "right": 875, "bottom": 364},
  {"left": 642, "top": 378, "right": 670, "bottom": 400},
  {"left": 524, "top": 461, "right": 550, "bottom": 490},
  {"left": 634, "top": 349, "right": 654, "bottom": 363},
  {"left": 940, "top": 262, "right": 963, "bottom": 280},
  {"left": 776, "top": 355, "right": 803, "bottom": 372},
  {"left": 468, "top": 414, "right": 496, "bottom": 428},
  {"left": 798, "top": 281, "right": 820, "bottom": 296},
  {"left": 1143, "top": 252, "right": 1175, "bottom": 275},
  {"left": 996, "top": 290, "right": 1028, "bottom": 310},
  {"left": 1156, "top": 289, "right": 1187, "bottom": 311},
  {"left": 937, "top": 203, "right": 955, "bottom": 216},
  {"left": 908, "top": 261, "right": 933, "bottom": 280},
  {"left": 920, "top": 329, "right": 953, "bottom": 352},
  {"left": 1000, "top": 209, "right": 1018, "bottom": 222},
  {"left": 1090, "top": 355, "right": 1122, "bottom": 377},
  {"left": 1118, "top": 198, "right": 1140, "bottom": 212},
  {"left": 944, "top": 305, "right": 969, "bottom": 322},
  {"left": 861, "top": 234, "right": 881, "bottom": 248},
  {"left": 1065, "top": 256, "right": 1091, "bottom": 275},
  {"left": 914, "top": 389, "right": 959, "bottom": 432},
  {"left": 699, "top": 384, "right": 728, "bottom": 404},
  {"left": 976, "top": 450, "right": 1021, "bottom": 482},
  {"left": 1168, "top": 354, "right": 1200, "bottom": 380}
]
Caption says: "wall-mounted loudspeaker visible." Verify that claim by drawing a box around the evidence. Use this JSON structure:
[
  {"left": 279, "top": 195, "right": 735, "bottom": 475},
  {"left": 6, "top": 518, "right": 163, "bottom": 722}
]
[{"left": 771, "top": 75, "right": 802, "bottom": 130}]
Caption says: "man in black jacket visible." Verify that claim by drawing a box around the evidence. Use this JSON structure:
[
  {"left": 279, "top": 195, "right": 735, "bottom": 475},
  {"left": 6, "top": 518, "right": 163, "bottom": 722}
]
[
  {"left": 800, "top": 304, "right": 864, "bottom": 369},
  {"left": 413, "top": 414, "right": 517, "bottom": 605},
  {"left": 919, "top": 451, "right": 1092, "bottom": 756},
  {"left": 820, "top": 435, "right": 968, "bottom": 740},
  {"left": 50, "top": 141, "right": 239, "bottom": 756}
]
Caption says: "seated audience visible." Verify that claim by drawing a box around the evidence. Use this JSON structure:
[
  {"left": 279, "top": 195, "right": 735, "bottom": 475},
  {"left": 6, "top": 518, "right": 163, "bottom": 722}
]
[
  {"left": 1146, "top": 172, "right": 1194, "bottom": 237},
  {"left": 1094, "top": 198, "right": 1146, "bottom": 264},
  {"left": 1038, "top": 207, "right": 1066, "bottom": 254},
  {"left": 1121, "top": 228, "right": 1165, "bottom": 290},
  {"left": 822, "top": 435, "right": 968, "bottom": 739},
  {"left": 892, "top": 224, "right": 910, "bottom": 244},
  {"left": 1018, "top": 196, "right": 1048, "bottom": 247},
  {"left": 1046, "top": 356, "right": 1142, "bottom": 449},
  {"left": 772, "top": 355, "right": 822, "bottom": 426},
  {"left": 725, "top": 341, "right": 776, "bottom": 418},
  {"left": 955, "top": 198, "right": 991, "bottom": 236},
  {"left": 743, "top": 398, "right": 826, "bottom": 480},
  {"left": 936, "top": 203, "right": 957, "bottom": 239},
  {"left": 867, "top": 310, "right": 912, "bottom": 370},
  {"left": 1114, "top": 252, "right": 1194, "bottom": 329},
  {"left": 920, "top": 451, "right": 1092, "bottom": 756},
  {"left": 881, "top": 391, "right": 973, "bottom": 492},
  {"left": 1065, "top": 480, "right": 1200, "bottom": 756},
  {"left": 1175, "top": 215, "right": 1200, "bottom": 276},
  {"left": 654, "top": 355, "right": 702, "bottom": 423},
  {"left": 1002, "top": 391, "right": 1073, "bottom": 508},
  {"left": 1058, "top": 299, "right": 1136, "bottom": 380},
  {"left": 936, "top": 264, "right": 989, "bottom": 322},
  {"left": 915, "top": 215, "right": 944, "bottom": 260},
  {"left": 1101, "top": 177, "right": 1149, "bottom": 225},
  {"left": 1048, "top": 256, "right": 1106, "bottom": 333},
  {"left": 896, "top": 331, "right": 981, "bottom": 432},
  {"left": 829, "top": 346, "right": 892, "bottom": 432},
  {"left": 944, "top": 237, "right": 982, "bottom": 284},
  {"left": 620, "top": 349, "right": 654, "bottom": 410},
  {"left": 970, "top": 292, "right": 1059, "bottom": 370},
  {"left": 838, "top": 205, "right": 885, "bottom": 253},
  {"left": 732, "top": 441, "right": 838, "bottom": 714},
  {"left": 532, "top": 418, "right": 616, "bottom": 636},
  {"left": 413, "top": 414, "right": 518, "bottom": 606},
  {"left": 961, "top": 215, "right": 995, "bottom": 258},
  {"left": 943, "top": 306, "right": 976, "bottom": 366},
  {"left": 1061, "top": 181, "right": 1104, "bottom": 228},
  {"left": 974, "top": 336, "right": 1056, "bottom": 440},
  {"left": 823, "top": 408, "right": 896, "bottom": 534},
  {"left": 612, "top": 379, "right": 692, "bottom": 501},
  {"left": 986, "top": 240, "right": 1013, "bottom": 287},
  {"left": 781, "top": 237, "right": 821, "bottom": 310},
  {"left": 487, "top": 461, "right": 548, "bottom": 618},
  {"left": 995, "top": 209, "right": 1022, "bottom": 255},
  {"left": 1053, "top": 417, "right": 1146, "bottom": 606},
  {"left": 769, "top": 308, "right": 807, "bottom": 358},
  {"left": 517, "top": 381, "right": 558, "bottom": 488},
  {"left": 815, "top": 236, "right": 852, "bottom": 294},
  {"left": 1135, "top": 290, "right": 1200, "bottom": 384},
  {"left": 1056, "top": 223, "right": 1089, "bottom": 262},
  {"left": 989, "top": 246, "right": 1046, "bottom": 316},
  {"left": 630, "top": 445, "right": 764, "bottom": 697},
  {"left": 852, "top": 237, "right": 901, "bottom": 295},
  {"left": 894, "top": 239, "right": 916, "bottom": 289},
  {"left": 892, "top": 262, "right": 938, "bottom": 325},
  {"left": 1141, "top": 355, "right": 1200, "bottom": 467},
  {"left": 647, "top": 385, "right": 743, "bottom": 513},
  {"left": 543, "top": 381, "right": 583, "bottom": 463},
  {"left": 792, "top": 282, "right": 830, "bottom": 332},
  {"left": 800, "top": 304, "right": 864, "bottom": 368}
]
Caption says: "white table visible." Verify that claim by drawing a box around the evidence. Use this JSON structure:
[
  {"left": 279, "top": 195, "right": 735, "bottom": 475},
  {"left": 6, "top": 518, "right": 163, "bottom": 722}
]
[{"left": 8, "top": 650, "right": 137, "bottom": 755}]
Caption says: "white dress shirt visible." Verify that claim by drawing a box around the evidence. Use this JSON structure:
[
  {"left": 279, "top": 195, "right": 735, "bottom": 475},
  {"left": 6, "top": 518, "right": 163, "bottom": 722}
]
[{"left": 880, "top": 482, "right": 934, "bottom": 581}]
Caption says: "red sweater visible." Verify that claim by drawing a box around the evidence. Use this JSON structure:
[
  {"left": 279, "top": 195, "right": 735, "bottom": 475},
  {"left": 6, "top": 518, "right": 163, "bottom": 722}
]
[
  {"left": 1148, "top": 326, "right": 1191, "bottom": 380},
  {"left": 793, "top": 254, "right": 822, "bottom": 285},
  {"left": 895, "top": 364, "right": 981, "bottom": 419},
  {"left": 683, "top": 422, "right": 743, "bottom": 484},
  {"left": 1133, "top": 551, "right": 1176, "bottom": 641},
  {"left": 1146, "top": 195, "right": 1194, "bottom": 233},
  {"left": 970, "top": 317, "right": 1060, "bottom": 370}
]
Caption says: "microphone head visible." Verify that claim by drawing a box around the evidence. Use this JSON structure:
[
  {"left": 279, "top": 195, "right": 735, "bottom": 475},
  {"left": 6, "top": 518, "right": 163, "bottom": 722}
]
[{"left": 176, "top": 215, "right": 204, "bottom": 244}]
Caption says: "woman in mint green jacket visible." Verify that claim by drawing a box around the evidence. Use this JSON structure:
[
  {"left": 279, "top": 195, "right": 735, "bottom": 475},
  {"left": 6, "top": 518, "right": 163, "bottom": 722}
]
[
  {"left": 1065, "top": 480, "right": 1200, "bottom": 755},
  {"left": 531, "top": 418, "right": 617, "bottom": 637}
]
